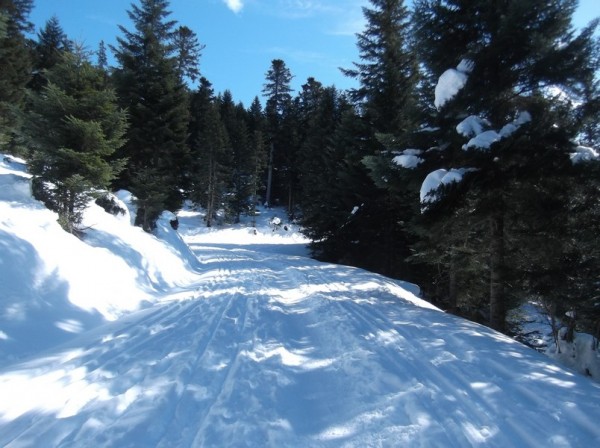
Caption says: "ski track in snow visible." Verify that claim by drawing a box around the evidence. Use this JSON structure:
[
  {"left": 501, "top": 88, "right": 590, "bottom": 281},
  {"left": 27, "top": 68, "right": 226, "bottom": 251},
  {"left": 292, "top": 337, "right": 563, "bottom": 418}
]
[{"left": 2, "top": 243, "right": 600, "bottom": 446}]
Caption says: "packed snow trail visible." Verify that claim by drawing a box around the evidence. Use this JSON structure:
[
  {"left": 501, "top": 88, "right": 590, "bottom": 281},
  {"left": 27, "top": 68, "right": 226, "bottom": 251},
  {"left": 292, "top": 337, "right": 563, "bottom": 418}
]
[{"left": 1, "top": 244, "right": 600, "bottom": 446}]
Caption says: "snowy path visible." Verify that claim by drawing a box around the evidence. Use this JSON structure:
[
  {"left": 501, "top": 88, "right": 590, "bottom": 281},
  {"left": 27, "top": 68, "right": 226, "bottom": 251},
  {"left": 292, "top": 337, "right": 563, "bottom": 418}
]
[{"left": 1, "top": 243, "right": 600, "bottom": 447}]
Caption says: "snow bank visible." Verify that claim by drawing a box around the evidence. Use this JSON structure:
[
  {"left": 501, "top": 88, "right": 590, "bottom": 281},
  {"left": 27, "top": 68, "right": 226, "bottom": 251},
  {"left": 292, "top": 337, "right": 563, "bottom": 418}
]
[
  {"left": 0, "top": 156, "right": 201, "bottom": 362},
  {"left": 547, "top": 330, "right": 600, "bottom": 380}
]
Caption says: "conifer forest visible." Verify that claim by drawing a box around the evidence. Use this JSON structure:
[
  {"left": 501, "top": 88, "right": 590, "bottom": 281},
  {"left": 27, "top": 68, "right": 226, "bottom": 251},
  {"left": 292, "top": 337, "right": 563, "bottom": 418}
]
[{"left": 1, "top": 0, "right": 599, "bottom": 336}]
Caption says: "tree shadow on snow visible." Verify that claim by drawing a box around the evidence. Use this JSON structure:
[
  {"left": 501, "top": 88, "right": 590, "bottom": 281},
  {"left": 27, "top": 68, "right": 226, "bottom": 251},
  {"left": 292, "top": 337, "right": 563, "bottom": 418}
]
[{"left": 0, "top": 230, "right": 104, "bottom": 365}]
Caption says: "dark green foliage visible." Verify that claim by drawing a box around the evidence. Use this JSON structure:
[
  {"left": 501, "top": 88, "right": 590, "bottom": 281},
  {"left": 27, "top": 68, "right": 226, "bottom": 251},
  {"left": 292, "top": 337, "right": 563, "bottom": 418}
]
[
  {"left": 112, "top": 0, "right": 190, "bottom": 230},
  {"left": 173, "top": 25, "right": 204, "bottom": 85},
  {"left": 262, "top": 58, "right": 294, "bottom": 209},
  {"left": 29, "top": 15, "right": 73, "bottom": 92},
  {"left": 25, "top": 49, "right": 128, "bottom": 234},
  {"left": 313, "top": 0, "right": 420, "bottom": 278},
  {"left": 188, "top": 78, "right": 231, "bottom": 227},
  {"left": 219, "top": 91, "right": 255, "bottom": 222},
  {"left": 95, "top": 193, "right": 126, "bottom": 216},
  {"left": 96, "top": 40, "right": 108, "bottom": 71},
  {"left": 409, "top": 0, "right": 599, "bottom": 330},
  {"left": 342, "top": 0, "right": 418, "bottom": 135},
  {"left": 34, "top": 15, "right": 72, "bottom": 71},
  {"left": 245, "top": 97, "right": 268, "bottom": 220},
  {"left": 0, "top": 0, "right": 32, "bottom": 152}
]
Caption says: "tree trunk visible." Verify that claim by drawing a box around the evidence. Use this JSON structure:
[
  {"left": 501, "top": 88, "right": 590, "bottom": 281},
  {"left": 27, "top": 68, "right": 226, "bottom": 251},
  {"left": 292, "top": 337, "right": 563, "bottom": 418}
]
[
  {"left": 288, "top": 178, "right": 294, "bottom": 218},
  {"left": 489, "top": 212, "right": 505, "bottom": 331},
  {"left": 265, "top": 141, "right": 274, "bottom": 207},
  {"left": 448, "top": 254, "right": 458, "bottom": 313},
  {"left": 206, "top": 158, "right": 215, "bottom": 227}
]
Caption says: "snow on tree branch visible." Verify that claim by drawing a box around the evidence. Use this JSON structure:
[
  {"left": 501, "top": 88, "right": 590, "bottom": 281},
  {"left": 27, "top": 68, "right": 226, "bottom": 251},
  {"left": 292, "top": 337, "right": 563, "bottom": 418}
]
[{"left": 434, "top": 59, "right": 474, "bottom": 110}]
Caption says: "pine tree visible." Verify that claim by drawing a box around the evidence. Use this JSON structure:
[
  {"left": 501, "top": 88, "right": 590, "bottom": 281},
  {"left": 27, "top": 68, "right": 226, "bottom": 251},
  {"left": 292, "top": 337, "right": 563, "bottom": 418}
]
[
  {"left": 25, "top": 47, "right": 127, "bottom": 234},
  {"left": 219, "top": 91, "right": 254, "bottom": 222},
  {"left": 338, "top": 0, "right": 419, "bottom": 278},
  {"left": 96, "top": 40, "right": 108, "bottom": 70},
  {"left": 262, "top": 58, "right": 294, "bottom": 208},
  {"left": 411, "top": 0, "right": 599, "bottom": 331},
  {"left": 112, "top": 0, "right": 190, "bottom": 230},
  {"left": 246, "top": 96, "right": 268, "bottom": 223},
  {"left": 188, "top": 78, "right": 231, "bottom": 227},
  {"left": 342, "top": 0, "right": 418, "bottom": 134},
  {"left": 28, "top": 15, "right": 72, "bottom": 93},
  {"left": 297, "top": 84, "right": 341, "bottom": 232},
  {"left": 0, "top": 0, "right": 33, "bottom": 152},
  {"left": 173, "top": 25, "right": 204, "bottom": 85}
]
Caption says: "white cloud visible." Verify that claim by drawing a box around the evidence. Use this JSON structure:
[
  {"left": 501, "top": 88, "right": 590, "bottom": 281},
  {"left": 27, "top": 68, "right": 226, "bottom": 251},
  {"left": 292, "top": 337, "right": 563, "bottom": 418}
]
[{"left": 223, "top": 0, "right": 244, "bottom": 13}]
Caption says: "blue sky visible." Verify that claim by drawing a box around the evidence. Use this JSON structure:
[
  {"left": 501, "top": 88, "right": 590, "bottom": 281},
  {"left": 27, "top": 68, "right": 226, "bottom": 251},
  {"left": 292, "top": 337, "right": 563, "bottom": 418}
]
[{"left": 29, "top": 0, "right": 598, "bottom": 108}]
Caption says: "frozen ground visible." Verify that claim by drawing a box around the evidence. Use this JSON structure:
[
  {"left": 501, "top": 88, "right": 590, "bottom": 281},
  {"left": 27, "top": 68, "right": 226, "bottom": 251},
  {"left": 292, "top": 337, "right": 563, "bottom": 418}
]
[{"left": 1, "top": 153, "right": 600, "bottom": 447}]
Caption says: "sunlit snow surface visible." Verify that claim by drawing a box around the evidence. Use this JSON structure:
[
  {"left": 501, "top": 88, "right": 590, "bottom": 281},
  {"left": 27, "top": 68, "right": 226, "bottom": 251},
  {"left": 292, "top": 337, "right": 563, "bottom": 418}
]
[{"left": 1, "top": 153, "right": 600, "bottom": 447}]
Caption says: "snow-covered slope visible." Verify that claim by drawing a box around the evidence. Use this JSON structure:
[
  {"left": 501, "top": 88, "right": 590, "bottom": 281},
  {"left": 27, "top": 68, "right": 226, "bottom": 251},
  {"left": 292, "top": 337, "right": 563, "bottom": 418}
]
[{"left": 1, "top": 154, "right": 600, "bottom": 447}]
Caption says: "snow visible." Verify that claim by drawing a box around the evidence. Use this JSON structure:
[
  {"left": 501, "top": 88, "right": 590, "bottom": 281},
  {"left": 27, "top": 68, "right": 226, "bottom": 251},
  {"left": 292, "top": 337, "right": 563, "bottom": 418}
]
[
  {"left": 2, "top": 153, "right": 600, "bottom": 447},
  {"left": 509, "top": 302, "right": 600, "bottom": 382},
  {"left": 456, "top": 115, "right": 490, "bottom": 137},
  {"left": 464, "top": 129, "right": 502, "bottom": 150},
  {"left": 434, "top": 59, "right": 474, "bottom": 110},
  {"left": 393, "top": 154, "right": 423, "bottom": 169},
  {"left": 548, "top": 330, "right": 600, "bottom": 379},
  {"left": 462, "top": 111, "right": 532, "bottom": 150},
  {"left": 420, "top": 168, "right": 470, "bottom": 204},
  {"left": 571, "top": 145, "right": 599, "bottom": 163},
  {"left": 393, "top": 149, "right": 424, "bottom": 169}
]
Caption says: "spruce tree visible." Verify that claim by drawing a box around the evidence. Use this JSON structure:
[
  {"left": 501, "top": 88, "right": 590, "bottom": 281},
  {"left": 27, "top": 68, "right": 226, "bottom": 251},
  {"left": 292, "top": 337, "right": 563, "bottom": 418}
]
[
  {"left": 297, "top": 85, "right": 342, "bottom": 234},
  {"left": 337, "top": 0, "right": 419, "bottom": 278},
  {"left": 188, "top": 78, "right": 232, "bottom": 227},
  {"left": 173, "top": 25, "right": 204, "bottom": 85},
  {"left": 112, "top": 0, "right": 190, "bottom": 230},
  {"left": 410, "top": 0, "right": 599, "bottom": 331},
  {"left": 0, "top": 0, "right": 33, "bottom": 152},
  {"left": 33, "top": 16, "right": 72, "bottom": 75},
  {"left": 219, "top": 91, "right": 254, "bottom": 222},
  {"left": 262, "top": 58, "right": 294, "bottom": 208},
  {"left": 25, "top": 47, "right": 127, "bottom": 234},
  {"left": 246, "top": 96, "right": 268, "bottom": 223},
  {"left": 96, "top": 40, "right": 108, "bottom": 71},
  {"left": 342, "top": 0, "right": 418, "bottom": 134}
]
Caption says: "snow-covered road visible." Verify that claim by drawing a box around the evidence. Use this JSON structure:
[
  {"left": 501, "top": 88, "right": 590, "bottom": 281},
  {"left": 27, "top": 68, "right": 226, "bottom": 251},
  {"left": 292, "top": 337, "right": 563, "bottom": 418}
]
[
  {"left": 2, "top": 244, "right": 600, "bottom": 446},
  {"left": 1, "top": 153, "right": 600, "bottom": 447}
]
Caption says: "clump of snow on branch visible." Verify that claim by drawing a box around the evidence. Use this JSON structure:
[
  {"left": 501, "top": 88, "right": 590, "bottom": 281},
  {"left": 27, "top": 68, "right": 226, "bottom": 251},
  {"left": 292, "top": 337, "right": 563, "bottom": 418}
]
[
  {"left": 392, "top": 149, "right": 424, "bottom": 169},
  {"left": 571, "top": 145, "right": 599, "bottom": 164},
  {"left": 462, "top": 111, "right": 532, "bottom": 151},
  {"left": 464, "top": 130, "right": 502, "bottom": 150},
  {"left": 456, "top": 115, "right": 490, "bottom": 138},
  {"left": 420, "top": 168, "right": 470, "bottom": 204},
  {"left": 434, "top": 59, "right": 474, "bottom": 110}
]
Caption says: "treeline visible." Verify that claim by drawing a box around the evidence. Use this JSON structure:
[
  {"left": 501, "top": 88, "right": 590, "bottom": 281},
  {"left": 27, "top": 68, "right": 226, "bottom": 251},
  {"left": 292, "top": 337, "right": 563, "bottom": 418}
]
[{"left": 1, "top": 0, "right": 599, "bottom": 335}]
